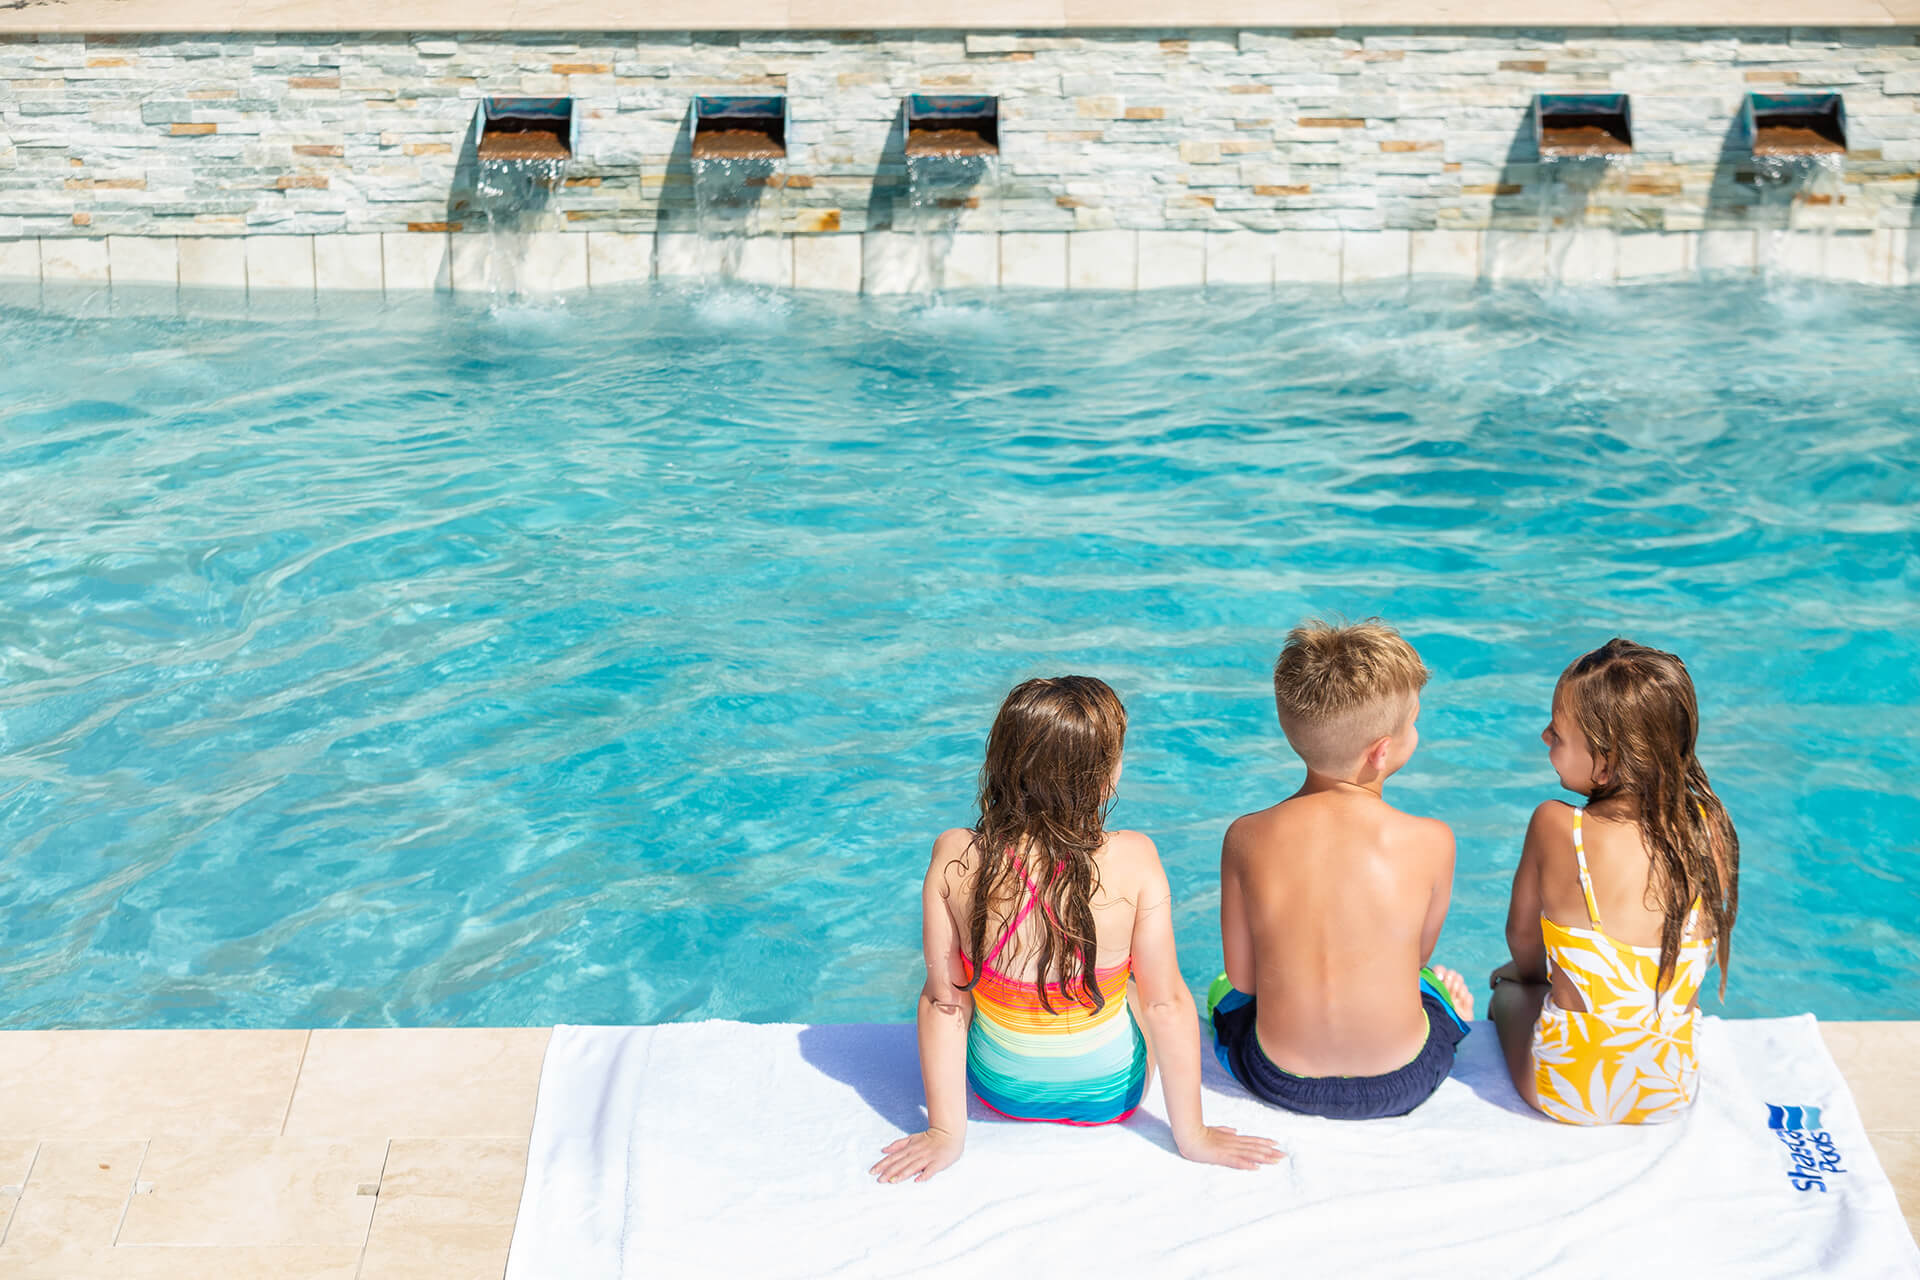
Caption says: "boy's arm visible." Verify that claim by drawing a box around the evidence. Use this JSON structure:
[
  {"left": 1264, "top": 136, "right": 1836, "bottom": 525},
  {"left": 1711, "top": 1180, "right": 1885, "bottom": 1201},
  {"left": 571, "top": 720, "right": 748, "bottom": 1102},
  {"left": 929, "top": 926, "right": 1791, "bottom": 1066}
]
[
  {"left": 1219, "top": 819, "right": 1256, "bottom": 994},
  {"left": 1498, "top": 804, "right": 1555, "bottom": 982},
  {"left": 873, "top": 833, "right": 973, "bottom": 1182},
  {"left": 1416, "top": 819, "right": 1457, "bottom": 966}
]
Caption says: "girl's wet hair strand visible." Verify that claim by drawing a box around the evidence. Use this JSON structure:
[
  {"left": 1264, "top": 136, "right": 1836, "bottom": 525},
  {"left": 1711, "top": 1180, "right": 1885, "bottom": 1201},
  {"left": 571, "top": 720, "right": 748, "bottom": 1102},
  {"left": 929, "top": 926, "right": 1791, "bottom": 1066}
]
[
  {"left": 959, "top": 676, "right": 1127, "bottom": 1015},
  {"left": 1559, "top": 638, "right": 1741, "bottom": 1000}
]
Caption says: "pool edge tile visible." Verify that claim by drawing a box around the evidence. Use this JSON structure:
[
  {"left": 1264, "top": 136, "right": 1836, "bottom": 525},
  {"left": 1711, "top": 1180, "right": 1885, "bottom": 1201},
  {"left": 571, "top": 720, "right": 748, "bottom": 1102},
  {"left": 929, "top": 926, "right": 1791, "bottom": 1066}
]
[
  {"left": 0, "top": 1032, "right": 307, "bottom": 1139},
  {"left": 284, "top": 1030, "right": 550, "bottom": 1140}
]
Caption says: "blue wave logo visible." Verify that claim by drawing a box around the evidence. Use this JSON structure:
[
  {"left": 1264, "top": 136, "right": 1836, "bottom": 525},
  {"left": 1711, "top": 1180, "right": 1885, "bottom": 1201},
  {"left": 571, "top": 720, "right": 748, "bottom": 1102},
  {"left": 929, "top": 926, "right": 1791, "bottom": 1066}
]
[{"left": 1769, "top": 1103, "right": 1846, "bottom": 1193}]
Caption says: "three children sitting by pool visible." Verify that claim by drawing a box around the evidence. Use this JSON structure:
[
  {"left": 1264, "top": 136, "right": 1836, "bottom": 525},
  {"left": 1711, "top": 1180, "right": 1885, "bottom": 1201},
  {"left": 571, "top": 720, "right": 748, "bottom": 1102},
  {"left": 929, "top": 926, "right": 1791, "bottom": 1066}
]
[{"left": 872, "top": 620, "right": 1741, "bottom": 1183}]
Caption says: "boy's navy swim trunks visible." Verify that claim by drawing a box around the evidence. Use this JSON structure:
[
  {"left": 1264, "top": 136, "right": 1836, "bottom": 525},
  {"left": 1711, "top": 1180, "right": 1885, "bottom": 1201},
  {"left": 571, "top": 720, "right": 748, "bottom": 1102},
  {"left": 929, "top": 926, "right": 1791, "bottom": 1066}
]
[{"left": 1210, "top": 981, "right": 1467, "bottom": 1121}]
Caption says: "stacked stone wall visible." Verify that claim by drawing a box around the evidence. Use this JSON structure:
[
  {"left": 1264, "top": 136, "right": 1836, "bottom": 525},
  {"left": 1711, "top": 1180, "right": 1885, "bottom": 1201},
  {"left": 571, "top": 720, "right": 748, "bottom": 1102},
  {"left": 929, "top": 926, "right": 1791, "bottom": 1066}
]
[{"left": 2, "top": 28, "right": 1917, "bottom": 242}]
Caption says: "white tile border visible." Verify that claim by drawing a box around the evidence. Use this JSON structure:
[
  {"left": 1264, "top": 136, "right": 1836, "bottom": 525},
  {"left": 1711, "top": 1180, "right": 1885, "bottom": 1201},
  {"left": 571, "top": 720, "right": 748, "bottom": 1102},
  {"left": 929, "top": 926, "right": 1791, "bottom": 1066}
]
[
  {"left": 586, "top": 232, "right": 653, "bottom": 288},
  {"left": 1341, "top": 230, "right": 1409, "bottom": 285},
  {"left": 246, "top": 235, "right": 316, "bottom": 293},
  {"left": 1136, "top": 230, "right": 1205, "bottom": 290},
  {"left": 41, "top": 237, "right": 109, "bottom": 283},
  {"left": 2, "top": 229, "right": 1918, "bottom": 295},
  {"left": 1409, "top": 230, "right": 1481, "bottom": 279},
  {"left": 179, "top": 236, "right": 247, "bottom": 289},
  {"left": 107, "top": 236, "right": 178, "bottom": 287},
  {"left": 999, "top": 232, "right": 1068, "bottom": 290},
  {"left": 0, "top": 237, "right": 41, "bottom": 283},
  {"left": 315, "top": 234, "right": 385, "bottom": 291},
  {"left": 1067, "top": 229, "right": 1136, "bottom": 291}
]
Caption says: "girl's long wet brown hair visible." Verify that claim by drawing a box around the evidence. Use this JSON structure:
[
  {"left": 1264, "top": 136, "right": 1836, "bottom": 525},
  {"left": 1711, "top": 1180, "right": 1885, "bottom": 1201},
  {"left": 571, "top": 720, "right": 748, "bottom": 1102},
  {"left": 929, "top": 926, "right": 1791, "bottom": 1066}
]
[
  {"left": 957, "top": 676, "right": 1126, "bottom": 1016},
  {"left": 1559, "top": 638, "right": 1740, "bottom": 999}
]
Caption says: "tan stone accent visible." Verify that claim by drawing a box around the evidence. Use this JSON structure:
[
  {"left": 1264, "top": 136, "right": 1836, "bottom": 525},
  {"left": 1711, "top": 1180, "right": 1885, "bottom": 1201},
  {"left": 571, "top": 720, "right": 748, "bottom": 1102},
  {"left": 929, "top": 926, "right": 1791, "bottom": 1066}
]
[
  {"left": 289, "top": 76, "right": 340, "bottom": 89},
  {"left": 406, "top": 221, "right": 461, "bottom": 232},
  {"left": 1381, "top": 140, "right": 1441, "bottom": 152},
  {"left": 1627, "top": 174, "right": 1683, "bottom": 195},
  {"left": 1254, "top": 184, "right": 1311, "bottom": 195},
  {"left": 1124, "top": 107, "right": 1165, "bottom": 119},
  {"left": 294, "top": 144, "right": 344, "bottom": 157},
  {"left": 1299, "top": 117, "right": 1365, "bottom": 128},
  {"left": 1745, "top": 70, "right": 1799, "bottom": 82},
  {"left": 402, "top": 142, "right": 451, "bottom": 155},
  {"left": 276, "top": 175, "right": 329, "bottom": 189},
  {"left": 170, "top": 123, "right": 216, "bottom": 135},
  {"left": 1500, "top": 59, "right": 1548, "bottom": 72},
  {"left": 552, "top": 63, "right": 611, "bottom": 74},
  {"left": 794, "top": 208, "right": 842, "bottom": 232}
]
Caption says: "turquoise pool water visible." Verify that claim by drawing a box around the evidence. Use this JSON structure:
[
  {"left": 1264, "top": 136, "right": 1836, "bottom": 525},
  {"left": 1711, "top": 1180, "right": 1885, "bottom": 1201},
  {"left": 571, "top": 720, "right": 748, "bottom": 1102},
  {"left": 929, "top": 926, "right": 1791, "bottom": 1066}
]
[{"left": 1, "top": 280, "right": 1915, "bottom": 1028}]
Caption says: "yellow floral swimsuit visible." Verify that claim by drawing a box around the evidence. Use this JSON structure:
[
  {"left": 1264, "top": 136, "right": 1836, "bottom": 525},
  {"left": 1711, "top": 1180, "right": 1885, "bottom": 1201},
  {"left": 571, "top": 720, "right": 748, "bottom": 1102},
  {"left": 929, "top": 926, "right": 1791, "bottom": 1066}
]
[{"left": 1532, "top": 808, "right": 1715, "bottom": 1126}]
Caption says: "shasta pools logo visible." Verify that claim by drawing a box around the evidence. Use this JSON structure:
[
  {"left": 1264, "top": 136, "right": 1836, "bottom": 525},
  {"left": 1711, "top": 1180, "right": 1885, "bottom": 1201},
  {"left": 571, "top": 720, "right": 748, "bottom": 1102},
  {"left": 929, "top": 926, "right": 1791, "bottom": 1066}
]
[{"left": 1768, "top": 1104, "right": 1847, "bottom": 1193}]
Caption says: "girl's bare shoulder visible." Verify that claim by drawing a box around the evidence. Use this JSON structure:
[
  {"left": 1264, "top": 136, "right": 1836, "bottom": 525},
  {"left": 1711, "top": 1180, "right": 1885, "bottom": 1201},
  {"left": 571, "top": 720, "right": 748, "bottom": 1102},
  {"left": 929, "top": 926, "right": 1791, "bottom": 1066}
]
[
  {"left": 929, "top": 828, "right": 979, "bottom": 882},
  {"left": 1096, "top": 829, "right": 1165, "bottom": 897}
]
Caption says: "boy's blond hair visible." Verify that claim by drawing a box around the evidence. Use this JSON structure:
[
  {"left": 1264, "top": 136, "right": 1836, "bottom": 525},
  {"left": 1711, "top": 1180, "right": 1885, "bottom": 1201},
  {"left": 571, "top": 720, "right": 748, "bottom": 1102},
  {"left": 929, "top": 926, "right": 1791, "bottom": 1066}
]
[{"left": 1273, "top": 619, "right": 1430, "bottom": 771}]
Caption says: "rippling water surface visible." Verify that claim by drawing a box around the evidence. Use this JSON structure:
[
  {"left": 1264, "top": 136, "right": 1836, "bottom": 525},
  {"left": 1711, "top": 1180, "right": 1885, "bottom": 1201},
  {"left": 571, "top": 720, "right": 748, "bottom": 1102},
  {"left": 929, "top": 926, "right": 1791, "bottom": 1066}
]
[{"left": 1, "top": 281, "right": 1916, "bottom": 1027}]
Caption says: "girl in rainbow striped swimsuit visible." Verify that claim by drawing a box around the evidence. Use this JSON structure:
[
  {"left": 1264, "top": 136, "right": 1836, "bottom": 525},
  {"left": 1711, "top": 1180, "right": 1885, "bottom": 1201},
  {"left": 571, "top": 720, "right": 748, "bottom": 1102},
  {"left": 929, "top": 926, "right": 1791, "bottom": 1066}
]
[{"left": 872, "top": 676, "right": 1284, "bottom": 1183}]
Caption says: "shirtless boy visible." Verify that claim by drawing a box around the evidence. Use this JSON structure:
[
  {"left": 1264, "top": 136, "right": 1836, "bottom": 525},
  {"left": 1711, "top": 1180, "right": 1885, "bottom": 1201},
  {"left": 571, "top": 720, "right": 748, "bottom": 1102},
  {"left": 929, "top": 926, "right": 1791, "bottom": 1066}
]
[{"left": 1210, "top": 619, "right": 1474, "bottom": 1120}]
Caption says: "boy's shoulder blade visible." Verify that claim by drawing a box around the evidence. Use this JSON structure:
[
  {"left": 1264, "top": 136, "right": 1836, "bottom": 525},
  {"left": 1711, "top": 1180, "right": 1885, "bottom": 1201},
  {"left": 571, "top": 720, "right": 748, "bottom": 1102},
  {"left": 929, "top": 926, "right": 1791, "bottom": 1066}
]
[{"left": 1223, "top": 803, "right": 1295, "bottom": 865}]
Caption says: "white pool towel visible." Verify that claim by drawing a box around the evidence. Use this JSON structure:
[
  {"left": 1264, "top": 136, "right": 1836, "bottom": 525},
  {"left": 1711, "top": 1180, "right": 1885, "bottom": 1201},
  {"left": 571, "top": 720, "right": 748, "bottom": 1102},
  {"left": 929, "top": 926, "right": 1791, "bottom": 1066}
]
[{"left": 506, "top": 1014, "right": 1918, "bottom": 1279}]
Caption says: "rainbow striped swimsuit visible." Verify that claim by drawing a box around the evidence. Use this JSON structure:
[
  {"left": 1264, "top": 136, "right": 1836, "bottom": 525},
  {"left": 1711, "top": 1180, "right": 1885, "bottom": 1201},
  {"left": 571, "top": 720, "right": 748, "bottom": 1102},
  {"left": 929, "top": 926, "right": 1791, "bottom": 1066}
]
[{"left": 961, "top": 863, "right": 1148, "bottom": 1126}]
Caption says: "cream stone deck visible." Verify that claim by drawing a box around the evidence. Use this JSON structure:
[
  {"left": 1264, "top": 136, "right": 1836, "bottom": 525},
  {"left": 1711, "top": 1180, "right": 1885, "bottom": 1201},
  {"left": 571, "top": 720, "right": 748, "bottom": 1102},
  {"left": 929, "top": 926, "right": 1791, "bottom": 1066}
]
[
  {"left": 3, "top": 0, "right": 1919, "bottom": 30},
  {"left": 0, "top": 1023, "right": 1912, "bottom": 1277}
]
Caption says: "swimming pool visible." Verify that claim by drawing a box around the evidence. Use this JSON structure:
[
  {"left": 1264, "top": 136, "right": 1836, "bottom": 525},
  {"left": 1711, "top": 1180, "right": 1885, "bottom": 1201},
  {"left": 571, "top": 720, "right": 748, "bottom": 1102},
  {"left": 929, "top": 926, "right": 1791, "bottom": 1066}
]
[{"left": 1, "top": 279, "right": 1915, "bottom": 1028}]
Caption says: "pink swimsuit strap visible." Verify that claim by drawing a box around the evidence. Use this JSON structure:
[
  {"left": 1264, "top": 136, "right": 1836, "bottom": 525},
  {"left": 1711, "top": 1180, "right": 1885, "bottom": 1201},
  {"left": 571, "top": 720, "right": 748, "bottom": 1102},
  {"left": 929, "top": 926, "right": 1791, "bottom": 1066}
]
[{"left": 980, "top": 857, "right": 1058, "bottom": 970}]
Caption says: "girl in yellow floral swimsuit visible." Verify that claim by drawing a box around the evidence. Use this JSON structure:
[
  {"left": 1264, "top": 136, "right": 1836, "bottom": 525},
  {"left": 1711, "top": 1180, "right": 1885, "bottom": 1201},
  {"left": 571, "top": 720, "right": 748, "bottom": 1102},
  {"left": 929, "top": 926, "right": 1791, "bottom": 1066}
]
[{"left": 1488, "top": 639, "right": 1741, "bottom": 1125}]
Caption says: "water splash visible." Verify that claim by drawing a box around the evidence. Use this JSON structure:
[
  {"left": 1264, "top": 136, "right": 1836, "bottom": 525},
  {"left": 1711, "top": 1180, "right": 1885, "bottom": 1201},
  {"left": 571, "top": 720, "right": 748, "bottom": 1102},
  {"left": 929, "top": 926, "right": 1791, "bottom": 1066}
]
[
  {"left": 896, "top": 154, "right": 1002, "bottom": 290},
  {"left": 471, "top": 157, "right": 567, "bottom": 298},
  {"left": 692, "top": 156, "right": 784, "bottom": 283},
  {"left": 1536, "top": 154, "right": 1628, "bottom": 285},
  {"left": 1756, "top": 153, "right": 1847, "bottom": 287}
]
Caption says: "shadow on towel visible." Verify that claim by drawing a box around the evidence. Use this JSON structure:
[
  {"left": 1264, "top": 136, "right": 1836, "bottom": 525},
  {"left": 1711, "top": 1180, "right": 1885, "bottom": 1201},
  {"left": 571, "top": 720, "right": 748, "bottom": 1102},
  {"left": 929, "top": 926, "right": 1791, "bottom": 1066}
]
[{"left": 797, "top": 1022, "right": 1184, "bottom": 1155}]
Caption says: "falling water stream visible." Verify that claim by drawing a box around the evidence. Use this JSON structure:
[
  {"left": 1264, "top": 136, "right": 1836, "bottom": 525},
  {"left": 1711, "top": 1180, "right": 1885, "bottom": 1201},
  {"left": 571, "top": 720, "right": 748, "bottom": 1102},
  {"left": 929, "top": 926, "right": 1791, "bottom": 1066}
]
[{"left": 474, "top": 157, "right": 567, "bottom": 297}]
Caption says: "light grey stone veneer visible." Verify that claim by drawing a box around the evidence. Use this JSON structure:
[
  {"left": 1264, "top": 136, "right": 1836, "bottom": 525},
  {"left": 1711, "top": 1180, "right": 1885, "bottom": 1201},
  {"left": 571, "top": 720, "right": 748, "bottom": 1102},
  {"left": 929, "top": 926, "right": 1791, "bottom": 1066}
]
[{"left": 0, "top": 28, "right": 1916, "bottom": 287}]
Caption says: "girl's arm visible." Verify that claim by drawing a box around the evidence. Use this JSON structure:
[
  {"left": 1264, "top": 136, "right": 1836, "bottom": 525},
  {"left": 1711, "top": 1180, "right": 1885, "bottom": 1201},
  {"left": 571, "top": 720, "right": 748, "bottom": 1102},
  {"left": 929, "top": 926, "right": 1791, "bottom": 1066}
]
[
  {"left": 1492, "top": 803, "right": 1556, "bottom": 986},
  {"left": 872, "top": 832, "right": 973, "bottom": 1183},
  {"left": 1129, "top": 837, "right": 1284, "bottom": 1172}
]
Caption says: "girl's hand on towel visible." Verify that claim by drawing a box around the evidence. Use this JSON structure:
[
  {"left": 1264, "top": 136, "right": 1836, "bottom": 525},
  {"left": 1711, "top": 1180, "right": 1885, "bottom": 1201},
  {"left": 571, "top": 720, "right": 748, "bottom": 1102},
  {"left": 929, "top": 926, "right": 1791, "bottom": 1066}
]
[
  {"left": 871, "top": 1127, "right": 964, "bottom": 1184},
  {"left": 1175, "top": 1125, "right": 1286, "bottom": 1171}
]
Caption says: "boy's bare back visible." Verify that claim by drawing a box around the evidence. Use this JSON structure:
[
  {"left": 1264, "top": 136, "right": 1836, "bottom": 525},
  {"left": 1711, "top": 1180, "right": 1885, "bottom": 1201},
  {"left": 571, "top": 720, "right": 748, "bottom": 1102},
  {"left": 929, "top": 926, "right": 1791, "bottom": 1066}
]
[{"left": 1221, "top": 784, "right": 1456, "bottom": 1077}]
